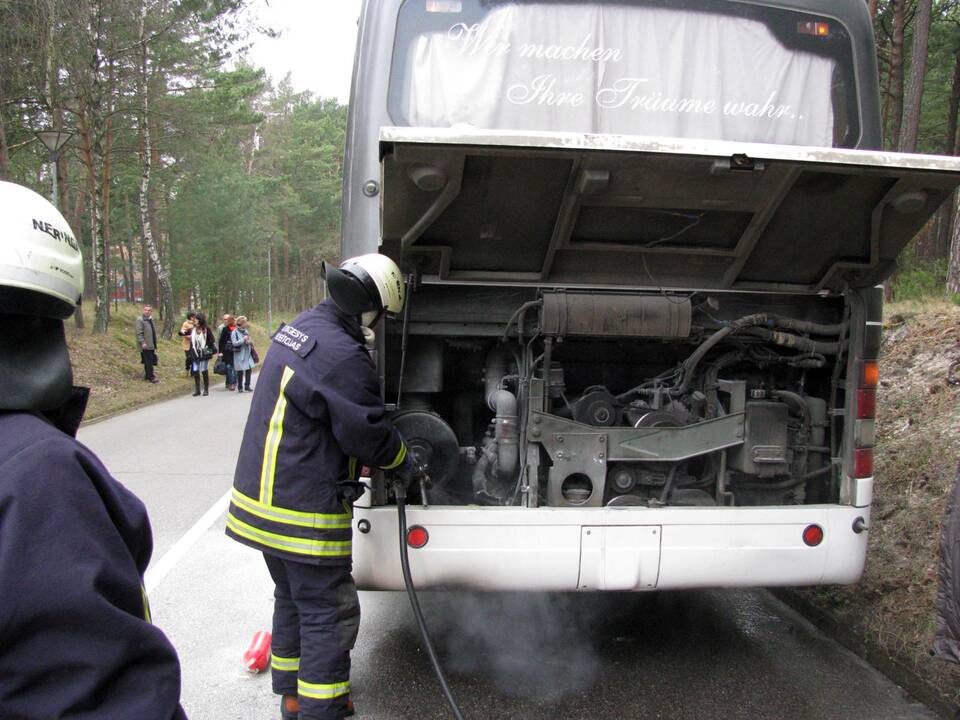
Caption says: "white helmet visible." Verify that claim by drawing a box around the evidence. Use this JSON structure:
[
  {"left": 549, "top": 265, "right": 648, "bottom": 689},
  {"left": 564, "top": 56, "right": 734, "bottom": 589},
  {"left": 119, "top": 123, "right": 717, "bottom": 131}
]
[
  {"left": 0, "top": 180, "right": 83, "bottom": 318},
  {"left": 323, "top": 253, "right": 405, "bottom": 317}
]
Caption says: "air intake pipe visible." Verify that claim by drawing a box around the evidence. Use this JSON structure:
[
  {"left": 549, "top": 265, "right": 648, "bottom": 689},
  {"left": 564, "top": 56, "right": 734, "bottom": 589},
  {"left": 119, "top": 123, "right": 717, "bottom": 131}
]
[{"left": 484, "top": 347, "right": 519, "bottom": 478}]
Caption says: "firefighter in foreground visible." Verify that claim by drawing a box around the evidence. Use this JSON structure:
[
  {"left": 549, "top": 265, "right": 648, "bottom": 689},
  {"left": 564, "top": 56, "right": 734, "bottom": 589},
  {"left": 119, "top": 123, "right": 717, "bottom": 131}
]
[
  {"left": 0, "top": 181, "right": 187, "bottom": 718},
  {"left": 226, "top": 253, "right": 415, "bottom": 720}
]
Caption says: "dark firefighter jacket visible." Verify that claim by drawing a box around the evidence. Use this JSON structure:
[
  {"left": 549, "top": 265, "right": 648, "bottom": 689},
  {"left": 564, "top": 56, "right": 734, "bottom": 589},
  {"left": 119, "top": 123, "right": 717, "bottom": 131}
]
[
  {"left": 932, "top": 462, "right": 960, "bottom": 664},
  {"left": 226, "top": 299, "right": 406, "bottom": 566},
  {"left": 0, "top": 409, "right": 186, "bottom": 720}
]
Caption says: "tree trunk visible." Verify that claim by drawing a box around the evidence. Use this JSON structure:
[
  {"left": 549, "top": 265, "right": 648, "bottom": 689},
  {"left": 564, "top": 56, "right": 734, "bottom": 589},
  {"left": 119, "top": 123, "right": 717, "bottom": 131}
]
[
  {"left": 869, "top": 0, "right": 878, "bottom": 19},
  {"left": 137, "top": 0, "right": 175, "bottom": 338},
  {"left": 0, "top": 84, "right": 10, "bottom": 181},
  {"left": 141, "top": 234, "right": 153, "bottom": 304},
  {"left": 888, "top": 0, "right": 907, "bottom": 150},
  {"left": 937, "top": 51, "right": 960, "bottom": 267},
  {"left": 283, "top": 213, "right": 290, "bottom": 310},
  {"left": 898, "top": 0, "right": 932, "bottom": 153},
  {"left": 948, "top": 201, "right": 960, "bottom": 294},
  {"left": 78, "top": 104, "right": 109, "bottom": 333},
  {"left": 102, "top": 110, "right": 114, "bottom": 324}
]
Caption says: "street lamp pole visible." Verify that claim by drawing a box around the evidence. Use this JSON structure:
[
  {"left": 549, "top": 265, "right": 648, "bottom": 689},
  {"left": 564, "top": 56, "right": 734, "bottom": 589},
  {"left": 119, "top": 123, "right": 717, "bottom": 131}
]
[{"left": 34, "top": 129, "right": 73, "bottom": 209}]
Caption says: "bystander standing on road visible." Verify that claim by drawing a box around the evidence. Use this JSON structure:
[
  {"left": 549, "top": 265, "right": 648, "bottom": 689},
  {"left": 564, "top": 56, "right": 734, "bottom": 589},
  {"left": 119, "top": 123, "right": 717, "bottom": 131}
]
[
  {"left": 188, "top": 312, "right": 217, "bottom": 397},
  {"left": 0, "top": 180, "right": 186, "bottom": 718},
  {"left": 136, "top": 304, "right": 160, "bottom": 384},
  {"left": 232, "top": 315, "right": 256, "bottom": 393},
  {"left": 180, "top": 311, "right": 198, "bottom": 373},
  {"left": 219, "top": 314, "right": 238, "bottom": 391}
]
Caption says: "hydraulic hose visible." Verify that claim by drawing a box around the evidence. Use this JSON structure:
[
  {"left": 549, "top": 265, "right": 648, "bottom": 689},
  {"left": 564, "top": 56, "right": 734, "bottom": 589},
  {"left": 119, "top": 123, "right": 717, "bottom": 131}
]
[
  {"left": 744, "top": 327, "right": 841, "bottom": 355},
  {"left": 395, "top": 483, "right": 466, "bottom": 720},
  {"left": 672, "top": 313, "right": 769, "bottom": 395}
]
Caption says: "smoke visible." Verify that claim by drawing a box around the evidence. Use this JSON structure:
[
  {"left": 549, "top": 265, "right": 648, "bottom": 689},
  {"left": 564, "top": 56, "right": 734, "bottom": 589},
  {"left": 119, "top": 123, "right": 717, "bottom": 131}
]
[{"left": 413, "top": 591, "right": 634, "bottom": 702}]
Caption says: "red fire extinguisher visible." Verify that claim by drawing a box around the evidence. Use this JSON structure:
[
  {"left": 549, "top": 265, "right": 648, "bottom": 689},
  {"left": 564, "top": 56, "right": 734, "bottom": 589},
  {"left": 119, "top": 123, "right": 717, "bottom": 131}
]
[{"left": 243, "top": 630, "right": 272, "bottom": 673}]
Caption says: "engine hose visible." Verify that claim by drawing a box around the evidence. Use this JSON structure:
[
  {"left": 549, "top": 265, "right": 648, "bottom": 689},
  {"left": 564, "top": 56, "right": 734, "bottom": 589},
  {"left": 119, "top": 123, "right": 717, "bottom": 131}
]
[
  {"left": 733, "top": 464, "right": 831, "bottom": 491},
  {"left": 659, "top": 464, "right": 681, "bottom": 504},
  {"left": 744, "top": 327, "right": 841, "bottom": 355},
  {"left": 672, "top": 313, "right": 768, "bottom": 395},
  {"left": 767, "top": 316, "right": 846, "bottom": 336},
  {"left": 395, "top": 485, "right": 466, "bottom": 720}
]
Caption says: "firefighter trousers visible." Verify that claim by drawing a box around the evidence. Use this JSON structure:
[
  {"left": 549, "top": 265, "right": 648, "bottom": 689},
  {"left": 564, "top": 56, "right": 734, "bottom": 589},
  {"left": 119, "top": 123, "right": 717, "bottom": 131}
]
[{"left": 263, "top": 554, "right": 361, "bottom": 720}]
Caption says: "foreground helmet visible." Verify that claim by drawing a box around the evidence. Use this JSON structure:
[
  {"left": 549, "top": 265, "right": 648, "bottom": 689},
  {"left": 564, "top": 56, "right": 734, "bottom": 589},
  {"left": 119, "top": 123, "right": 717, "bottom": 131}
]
[
  {"left": 322, "top": 253, "right": 405, "bottom": 317},
  {"left": 0, "top": 180, "right": 83, "bottom": 319}
]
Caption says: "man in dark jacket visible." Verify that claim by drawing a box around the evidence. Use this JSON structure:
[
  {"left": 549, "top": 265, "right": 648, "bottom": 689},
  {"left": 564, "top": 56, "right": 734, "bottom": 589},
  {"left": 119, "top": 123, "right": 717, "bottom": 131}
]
[
  {"left": 136, "top": 304, "right": 159, "bottom": 383},
  {"left": 226, "top": 253, "right": 413, "bottom": 720},
  {"left": 932, "top": 462, "right": 960, "bottom": 665},
  {"left": 0, "top": 180, "right": 186, "bottom": 719}
]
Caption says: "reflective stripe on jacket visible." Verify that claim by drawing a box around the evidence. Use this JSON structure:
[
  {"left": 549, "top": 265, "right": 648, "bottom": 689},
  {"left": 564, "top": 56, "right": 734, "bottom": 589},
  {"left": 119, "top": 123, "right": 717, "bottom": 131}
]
[{"left": 226, "top": 300, "right": 405, "bottom": 565}]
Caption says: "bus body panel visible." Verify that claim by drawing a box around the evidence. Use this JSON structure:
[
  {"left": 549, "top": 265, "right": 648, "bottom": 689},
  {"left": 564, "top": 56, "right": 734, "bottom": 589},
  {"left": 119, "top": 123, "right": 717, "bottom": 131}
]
[{"left": 351, "top": 503, "right": 869, "bottom": 591}]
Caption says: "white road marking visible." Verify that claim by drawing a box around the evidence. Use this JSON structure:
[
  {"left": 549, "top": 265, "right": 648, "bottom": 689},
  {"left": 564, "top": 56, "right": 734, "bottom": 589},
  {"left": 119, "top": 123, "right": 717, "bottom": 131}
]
[{"left": 145, "top": 489, "right": 232, "bottom": 594}]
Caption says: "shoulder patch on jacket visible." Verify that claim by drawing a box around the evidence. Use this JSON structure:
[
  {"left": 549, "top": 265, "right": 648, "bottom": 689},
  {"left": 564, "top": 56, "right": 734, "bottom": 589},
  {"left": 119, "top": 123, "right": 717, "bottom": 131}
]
[{"left": 272, "top": 323, "right": 316, "bottom": 358}]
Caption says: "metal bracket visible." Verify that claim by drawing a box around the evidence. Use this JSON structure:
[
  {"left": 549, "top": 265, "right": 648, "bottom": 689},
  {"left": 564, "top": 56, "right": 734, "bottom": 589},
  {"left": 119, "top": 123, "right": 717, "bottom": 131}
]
[{"left": 528, "top": 410, "right": 745, "bottom": 507}]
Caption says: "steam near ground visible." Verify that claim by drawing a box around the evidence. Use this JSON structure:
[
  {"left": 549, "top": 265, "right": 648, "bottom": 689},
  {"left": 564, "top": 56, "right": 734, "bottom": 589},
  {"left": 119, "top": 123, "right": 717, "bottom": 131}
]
[
  {"left": 427, "top": 592, "right": 604, "bottom": 700},
  {"left": 407, "top": 591, "right": 731, "bottom": 702}
]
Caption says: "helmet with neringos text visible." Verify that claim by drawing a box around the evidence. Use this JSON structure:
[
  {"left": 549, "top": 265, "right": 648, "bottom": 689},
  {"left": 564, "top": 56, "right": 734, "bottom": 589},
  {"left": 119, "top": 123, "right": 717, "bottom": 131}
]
[
  {"left": 0, "top": 180, "right": 83, "bottom": 319},
  {"left": 322, "top": 253, "right": 405, "bottom": 318}
]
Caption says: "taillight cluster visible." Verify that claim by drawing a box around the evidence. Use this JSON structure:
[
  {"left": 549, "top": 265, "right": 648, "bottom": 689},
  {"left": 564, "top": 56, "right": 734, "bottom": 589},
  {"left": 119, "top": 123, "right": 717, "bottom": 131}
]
[{"left": 853, "top": 359, "right": 878, "bottom": 478}]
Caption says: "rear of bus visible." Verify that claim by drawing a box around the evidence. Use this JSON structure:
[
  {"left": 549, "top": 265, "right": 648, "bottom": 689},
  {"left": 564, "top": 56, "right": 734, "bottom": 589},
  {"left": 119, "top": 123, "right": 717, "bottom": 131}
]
[{"left": 342, "top": 0, "right": 960, "bottom": 591}]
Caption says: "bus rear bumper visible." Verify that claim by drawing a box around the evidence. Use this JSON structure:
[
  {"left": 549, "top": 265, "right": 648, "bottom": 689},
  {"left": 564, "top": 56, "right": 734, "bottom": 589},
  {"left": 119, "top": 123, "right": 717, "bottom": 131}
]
[{"left": 351, "top": 504, "right": 870, "bottom": 592}]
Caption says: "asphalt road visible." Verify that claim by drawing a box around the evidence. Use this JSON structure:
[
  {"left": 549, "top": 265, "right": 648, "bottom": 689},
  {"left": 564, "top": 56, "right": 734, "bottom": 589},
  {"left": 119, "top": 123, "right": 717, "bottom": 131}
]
[{"left": 79, "top": 385, "right": 938, "bottom": 720}]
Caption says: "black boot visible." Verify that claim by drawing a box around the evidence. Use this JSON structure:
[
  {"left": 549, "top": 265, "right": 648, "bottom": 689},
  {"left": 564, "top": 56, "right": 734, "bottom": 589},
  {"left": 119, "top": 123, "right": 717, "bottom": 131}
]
[
  {"left": 202, "top": 370, "right": 209, "bottom": 396},
  {"left": 192, "top": 372, "right": 201, "bottom": 396}
]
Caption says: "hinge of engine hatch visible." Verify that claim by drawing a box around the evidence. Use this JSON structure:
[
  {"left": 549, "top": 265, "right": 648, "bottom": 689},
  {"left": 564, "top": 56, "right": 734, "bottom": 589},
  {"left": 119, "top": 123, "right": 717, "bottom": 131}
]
[{"left": 711, "top": 154, "right": 766, "bottom": 174}]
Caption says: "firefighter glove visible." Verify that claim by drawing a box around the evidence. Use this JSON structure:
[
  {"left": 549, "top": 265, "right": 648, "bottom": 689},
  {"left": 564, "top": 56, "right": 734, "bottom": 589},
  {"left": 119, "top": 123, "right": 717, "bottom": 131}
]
[{"left": 393, "top": 446, "right": 419, "bottom": 489}]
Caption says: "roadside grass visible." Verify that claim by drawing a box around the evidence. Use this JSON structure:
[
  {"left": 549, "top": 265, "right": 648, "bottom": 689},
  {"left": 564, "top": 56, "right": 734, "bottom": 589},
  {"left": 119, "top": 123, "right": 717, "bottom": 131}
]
[
  {"left": 67, "top": 304, "right": 272, "bottom": 422},
  {"left": 800, "top": 298, "right": 960, "bottom": 707}
]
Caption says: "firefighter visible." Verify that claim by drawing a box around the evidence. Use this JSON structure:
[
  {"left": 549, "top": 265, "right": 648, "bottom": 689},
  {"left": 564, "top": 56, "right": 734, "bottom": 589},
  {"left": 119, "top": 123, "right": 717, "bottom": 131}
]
[
  {"left": 226, "top": 253, "right": 415, "bottom": 720},
  {"left": 0, "top": 180, "right": 187, "bottom": 719}
]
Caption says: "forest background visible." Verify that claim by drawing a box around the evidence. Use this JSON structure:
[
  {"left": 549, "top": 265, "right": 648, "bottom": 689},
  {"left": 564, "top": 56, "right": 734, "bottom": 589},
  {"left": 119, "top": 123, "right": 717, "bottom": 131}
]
[
  {"left": 0, "top": 0, "right": 345, "bottom": 337},
  {"left": 2, "top": 0, "right": 960, "bottom": 337}
]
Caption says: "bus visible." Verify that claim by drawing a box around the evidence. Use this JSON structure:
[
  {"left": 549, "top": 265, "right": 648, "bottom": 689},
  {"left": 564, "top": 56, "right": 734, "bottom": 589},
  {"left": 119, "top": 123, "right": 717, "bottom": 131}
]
[{"left": 342, "top": 0, "right": 960, "bottom": 591}]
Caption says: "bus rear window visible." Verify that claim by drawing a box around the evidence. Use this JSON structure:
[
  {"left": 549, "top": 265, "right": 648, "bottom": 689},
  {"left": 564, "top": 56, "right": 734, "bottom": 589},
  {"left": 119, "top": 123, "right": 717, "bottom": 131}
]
[{"left": 388, "top": 0, "right": 860, "bottom": 147}]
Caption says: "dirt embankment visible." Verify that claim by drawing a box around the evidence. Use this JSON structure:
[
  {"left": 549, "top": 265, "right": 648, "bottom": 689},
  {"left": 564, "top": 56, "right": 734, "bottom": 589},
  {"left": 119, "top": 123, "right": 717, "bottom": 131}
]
[
  {"left": 66, "top": 305, "right": 272, "bottom": 422},
  {"left": 798, "top": 301, "right": 960, "bottom": 711}
]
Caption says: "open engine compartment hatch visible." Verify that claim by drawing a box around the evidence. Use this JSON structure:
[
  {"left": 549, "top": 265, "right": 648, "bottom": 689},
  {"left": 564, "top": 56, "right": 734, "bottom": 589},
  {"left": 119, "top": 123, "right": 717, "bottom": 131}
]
[{"left": 380, "top": 127, "right": 960, "bottom": 293}]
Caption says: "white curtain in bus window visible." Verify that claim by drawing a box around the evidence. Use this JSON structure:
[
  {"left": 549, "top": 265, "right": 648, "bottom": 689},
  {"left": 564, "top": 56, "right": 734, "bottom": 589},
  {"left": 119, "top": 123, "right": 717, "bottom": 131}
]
[{"left": 400, "top": 4, "right": 836, "bottom": 146}]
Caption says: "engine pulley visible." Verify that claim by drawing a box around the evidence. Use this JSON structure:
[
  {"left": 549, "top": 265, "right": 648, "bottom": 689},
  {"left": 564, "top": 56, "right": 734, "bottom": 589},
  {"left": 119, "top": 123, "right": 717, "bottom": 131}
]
[{"left": 572, "top": 387, "right": 618, "bottom": 427}]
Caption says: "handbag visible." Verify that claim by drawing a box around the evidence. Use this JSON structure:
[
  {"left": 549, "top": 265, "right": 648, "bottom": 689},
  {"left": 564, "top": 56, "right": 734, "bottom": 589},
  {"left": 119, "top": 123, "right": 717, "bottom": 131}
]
[
  {"left": 201, "top": 346, "right": 216, "bottom": 361},
  {"left": 213, "top": 358, "right": 227, "bottom": 376},
  {"left": 251, "top": 345, "right": 260, "bottom": 364}
]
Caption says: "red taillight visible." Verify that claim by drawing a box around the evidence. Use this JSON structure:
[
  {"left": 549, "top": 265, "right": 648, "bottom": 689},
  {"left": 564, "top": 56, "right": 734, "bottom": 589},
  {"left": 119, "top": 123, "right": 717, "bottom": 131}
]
[
  {"left": 853, "top": 448, "right": 873, "bottom": 478},
  {"left": 406, "top": 525, "right": 429, "bottom": 549},
  {"left": 802, "top": 524, "right": 824, "bottom": 547},
  {"left": 856, "top": 389, "right": 876, "bottom": 419}
]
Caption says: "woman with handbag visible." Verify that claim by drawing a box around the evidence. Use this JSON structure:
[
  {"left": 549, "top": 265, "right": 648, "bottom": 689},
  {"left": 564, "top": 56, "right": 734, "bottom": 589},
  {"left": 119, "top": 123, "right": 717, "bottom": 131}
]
[
  {"left": 231, "top": 316, "right": 255, "bottom": 393},
  {"left": 188, "top": 312, "right": 217, "bottom": 396},
  {"left": 217, "top": 314, "right": 237, "bottom": 391}
]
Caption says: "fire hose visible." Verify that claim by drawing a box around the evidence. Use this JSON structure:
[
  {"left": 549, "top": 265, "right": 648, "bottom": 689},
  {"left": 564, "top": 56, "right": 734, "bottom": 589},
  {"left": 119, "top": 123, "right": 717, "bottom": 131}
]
[{"left": 393, "top": 476, "right": 466, "bottom": 720}]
